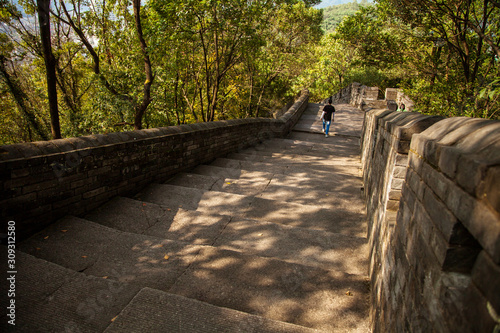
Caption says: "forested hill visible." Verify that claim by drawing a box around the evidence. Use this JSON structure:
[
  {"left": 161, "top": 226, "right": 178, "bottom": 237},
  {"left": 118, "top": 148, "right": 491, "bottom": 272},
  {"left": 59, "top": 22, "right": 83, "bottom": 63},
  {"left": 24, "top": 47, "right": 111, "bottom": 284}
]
[
  {"left": 320, "top": 0, "right": 371, "bottom": 33},
  {"left": 315, "top": 0, "right": 372, "bottom": 8}
]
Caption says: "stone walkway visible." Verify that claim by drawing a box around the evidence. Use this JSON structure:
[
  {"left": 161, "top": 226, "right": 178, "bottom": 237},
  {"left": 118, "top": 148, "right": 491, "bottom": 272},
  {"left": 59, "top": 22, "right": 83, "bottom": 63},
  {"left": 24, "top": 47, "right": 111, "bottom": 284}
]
[{"left": 5, "top": 102, "right": 369, "bottom": 332}]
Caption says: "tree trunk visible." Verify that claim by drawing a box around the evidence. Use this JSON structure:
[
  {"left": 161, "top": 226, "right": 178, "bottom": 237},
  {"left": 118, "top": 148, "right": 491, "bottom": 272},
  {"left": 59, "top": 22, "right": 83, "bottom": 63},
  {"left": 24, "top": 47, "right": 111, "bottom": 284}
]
[
  {"left": 0, "top": 56, "right": 50, "bottom": 141},
  {"left": 133, "top": 0, "right": 154, "bottom": 130},
  {"left": 38, "top": 0, "right": 61, "bottom": 139}
]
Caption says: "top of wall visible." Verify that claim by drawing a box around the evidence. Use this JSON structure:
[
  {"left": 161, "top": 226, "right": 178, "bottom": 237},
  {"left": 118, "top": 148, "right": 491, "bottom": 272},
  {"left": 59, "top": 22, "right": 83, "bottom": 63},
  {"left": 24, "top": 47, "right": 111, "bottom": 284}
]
[
  {"left": 411, "top": 117, "right": 500, "bottom": 262},
  {"left": 0, "top": 118, "right": 271, "bottom": 162},
  {"left": 0, "top": 89, "right": 310, "bottom": 163}
]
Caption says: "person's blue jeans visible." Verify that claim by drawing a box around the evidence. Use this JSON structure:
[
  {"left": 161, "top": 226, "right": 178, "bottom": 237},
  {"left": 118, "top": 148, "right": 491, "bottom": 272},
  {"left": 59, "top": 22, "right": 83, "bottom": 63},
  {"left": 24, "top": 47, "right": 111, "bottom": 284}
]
[{"left": 323, "top": 120, "right": 331, "bottom": 135}]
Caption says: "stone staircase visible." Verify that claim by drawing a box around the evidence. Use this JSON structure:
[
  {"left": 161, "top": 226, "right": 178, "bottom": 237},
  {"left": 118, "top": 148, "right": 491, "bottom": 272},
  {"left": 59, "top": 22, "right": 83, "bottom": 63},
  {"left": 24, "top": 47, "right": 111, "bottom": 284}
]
[{"left": 5, "top": 103, "right": 370, "bottom": 332}]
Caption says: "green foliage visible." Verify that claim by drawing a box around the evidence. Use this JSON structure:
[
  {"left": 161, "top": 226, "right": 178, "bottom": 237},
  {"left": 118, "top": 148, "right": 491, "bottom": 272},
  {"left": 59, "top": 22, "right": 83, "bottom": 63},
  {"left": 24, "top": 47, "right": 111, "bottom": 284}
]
[
  {"left": 375, "top": 0, "right": 500, "bottom": 119},
  {"left": 306, "top": 0, "right": 499, "bottom": 119},
  {"left": 0, "top": 0, "right": 323, "bottom": 143}
]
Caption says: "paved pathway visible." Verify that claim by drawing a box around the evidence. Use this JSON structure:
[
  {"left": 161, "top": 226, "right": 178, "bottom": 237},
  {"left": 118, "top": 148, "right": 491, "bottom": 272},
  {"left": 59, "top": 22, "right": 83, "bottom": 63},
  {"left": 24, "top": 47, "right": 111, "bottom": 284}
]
[
  {"left": 294, "top": 102, "right": 365, "bottom": 138},
  {"left": 7, "top": 102, "right": 370, "bottom": 332}
]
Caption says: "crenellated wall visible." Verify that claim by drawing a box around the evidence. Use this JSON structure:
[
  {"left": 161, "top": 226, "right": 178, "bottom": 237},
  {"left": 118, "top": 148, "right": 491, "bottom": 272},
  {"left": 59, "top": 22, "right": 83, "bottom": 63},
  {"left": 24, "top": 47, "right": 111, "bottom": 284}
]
[
  {"left": 361, "top": 108, "right": 500, "bottom": 332},
  {"left": 0, "top": 90, "right": 309, "bottom": 240},
  {"left": 332, "top": 82, "right": 414, "bottom": 112}
]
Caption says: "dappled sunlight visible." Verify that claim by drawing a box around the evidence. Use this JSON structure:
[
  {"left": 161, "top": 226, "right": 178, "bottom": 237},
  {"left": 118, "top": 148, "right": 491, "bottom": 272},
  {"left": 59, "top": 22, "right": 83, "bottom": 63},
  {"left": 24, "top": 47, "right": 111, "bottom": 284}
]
[
  {"left": 136, "top": 256, "right": 160, "bottom": 264},
  {"left": 213, "top": 218, "right": 368, "bottom": 275},
  {"left": 15, "top": 101, "right": 371, "bottom": 331},
  {"left": 168, "top": 244, "right": 370, "bottom": 331},
  {"left": 198, "top": 256, "right": 240, "bottom": 270},
  {"left": 257, "top": 182, "right": 365, "bottom": 211}
]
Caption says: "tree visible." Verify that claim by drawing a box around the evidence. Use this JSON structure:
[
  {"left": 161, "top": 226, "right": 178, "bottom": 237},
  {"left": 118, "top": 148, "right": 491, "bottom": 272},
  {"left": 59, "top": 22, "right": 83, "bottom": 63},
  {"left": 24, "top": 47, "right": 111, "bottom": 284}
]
[
  {"left": 57, "top": 0, "right": 154, "bottom": 130},
  {"left": 335, "top": 6, "right": 403, "bottom": 70},
  {"left": 150, "top": 0, "right": 275, "bottom": 121},
  {"left": 376, "top": 0, "right": 500, "bottom": 118},
  {"left": 0, "top": 0, "right": 326, "bottom": 143},
  {"left": 38, "top": 0, "right": 61, "bottom": 138},
  {"left": 0, "top": 1, "right": 51, "bottom": 142},
  {"left": 308, "top": 33, "right": 358, "bottom": 98},
  {"left": 132, "top": 0, "right": 154, "bottom": 129},
  {"left": 381, "top": 0, "right": 498, "bottom": 88},
  {"left": 0, "top": 54, "right": 50, "bottom": 141}
]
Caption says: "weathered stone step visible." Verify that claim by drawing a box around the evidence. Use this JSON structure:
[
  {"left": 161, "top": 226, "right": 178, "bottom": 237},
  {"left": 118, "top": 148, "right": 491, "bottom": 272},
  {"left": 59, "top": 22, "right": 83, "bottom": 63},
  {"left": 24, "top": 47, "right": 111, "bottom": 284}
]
[
  {"left": 226, "top": 151, "right": 361, "bottom": 169},
  {"left": 82, "top": 197, "right": 367, "bottom": 274},
  {"left": 18, "top": 216, "right": 369, "bottom": 331},
  {"left": 193, "top": 164, "right": 274, "bottom": 181},
  {"left": 167, "top": 171, "right": 365, "bottom": 211},
  {"left": 0, "top": 249, "right": 139, "bottom": 333},
  {"left": 192, "top": 164, "right": 362, "bottom": 196},
  {"left": 168, "top": 246, "right": 369, "bottom": 332},
  {"left": 211, "top": 157, "right": 361, "bottom": 178},
  {"left": 167, "top": 171, "right": 270, "bottom": 196},
  {"left": 289, "top": 130, "right": 361, "bottom": 144},
  {"left": 85, "top": 196, "right": 231, "bottom": 245},
  {"left": 104, "top": 288, "right": 320, "bottom": 333},
  {"left": 212, "top": 218, "right": 368, "bottom": 275},
  {"left": 18, "top": 216, "right": 204, "bottom": 292},
  {"left": 136, "top": 184, "right": 367, "bottom": 237},
  {"left": 5, "top": 250, "right": 321, "bottom": 333},
  {"left": 211, "top": 157, "right": 288, "bottom": 174},
  {"left": 237, "top": 137, "right": 362, "bottom": 161}
]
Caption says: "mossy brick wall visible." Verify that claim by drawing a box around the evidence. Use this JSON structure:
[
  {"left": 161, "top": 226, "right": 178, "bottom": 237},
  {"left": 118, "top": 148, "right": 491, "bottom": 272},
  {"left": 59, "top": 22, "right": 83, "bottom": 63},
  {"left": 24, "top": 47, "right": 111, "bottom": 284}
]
[
  {"left": 0, "top": 90, "right": 309, "bottom": 240},
  {"left": 362, "top": 109, "right": 500, "bottom": 332}
]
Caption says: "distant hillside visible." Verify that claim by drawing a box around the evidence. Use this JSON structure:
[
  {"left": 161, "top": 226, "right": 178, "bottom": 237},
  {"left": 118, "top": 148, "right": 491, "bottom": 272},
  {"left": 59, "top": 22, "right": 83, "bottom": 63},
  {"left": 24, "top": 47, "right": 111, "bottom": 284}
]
[
  {"left": 315, "top": 0, "right": 372, "bottom": 9},
  {"left": 320, "top": 0, "right": 371, "bottom": 33}
]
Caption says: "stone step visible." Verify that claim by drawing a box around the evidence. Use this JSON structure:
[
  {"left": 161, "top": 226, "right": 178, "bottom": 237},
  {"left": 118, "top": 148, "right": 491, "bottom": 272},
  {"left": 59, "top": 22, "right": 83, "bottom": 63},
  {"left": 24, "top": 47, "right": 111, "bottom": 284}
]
[
  {"left": 0, "top": 249, "right": 139, "bottom": 333},
  {"left": 167, "top": 171, "right": 365, "bottom": 211},
  {"left": 168, "top": 246, "right": 369, "bottom": 332},
  {"left": 226, "top": 151, "right": 361, "bottom": 169},
  {"left": 136, "top": 184, "right": 367, "bottom": 237},
  {"left": 3, "top": 250, "right": 319, "bottom": 333},
  {"left": 83, "top": 197, "right": 367, "bottom": 274},
  {"left": 211, "top": 157, "right": 288, "bottom": 174},
  {"left": 192, "top": 164, "right": 362, "bottom": 196},
  {"left": 211, "top": 157, "right": 361, "bottom": 179},
  {"left": 193, "top": 164, "right": 275, "bottom": 181},
  {"left": 18, "top": 216, "right": 204, "bottom": 292},
  {"left": 104, "top": 288, "right": 319, "bottom": 333},
  {"left": 289, "top": 130, "right": 361, "bottom": 143},
  {"left": 167, "top": 171, "right": 270, "bottom": 197},
  {"left": 212, "top": 218, "right": 368, "bottom": 275},
  {"left": 85, "top": 196, "right": 231, "bottom": 245},
  {"left": 18, "top": 216, "right": 369, "bottom": 331},
  {"left": 237, "top": 137, "right": 362, "bottom": 161},
  {"left": 242, "top": 135, "right": 359, "bottom": 150}
]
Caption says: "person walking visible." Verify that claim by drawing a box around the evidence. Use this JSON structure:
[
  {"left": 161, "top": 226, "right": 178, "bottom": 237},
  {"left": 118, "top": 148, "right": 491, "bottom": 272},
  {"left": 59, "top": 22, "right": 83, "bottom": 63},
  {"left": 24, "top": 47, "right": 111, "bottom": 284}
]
[{"left": 321, "top": 98, "right": 336, "bottom": 138}]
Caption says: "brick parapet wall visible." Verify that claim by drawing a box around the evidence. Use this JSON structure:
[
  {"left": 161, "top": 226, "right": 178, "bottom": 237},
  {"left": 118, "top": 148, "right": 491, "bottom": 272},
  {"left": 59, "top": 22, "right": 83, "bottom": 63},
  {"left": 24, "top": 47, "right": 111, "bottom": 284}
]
[
  {"left": 362, "top": 109, "right": 500, "bottom": 332},
  {"left": 1, "top": 90, "right": 309, "bottom": 240}
]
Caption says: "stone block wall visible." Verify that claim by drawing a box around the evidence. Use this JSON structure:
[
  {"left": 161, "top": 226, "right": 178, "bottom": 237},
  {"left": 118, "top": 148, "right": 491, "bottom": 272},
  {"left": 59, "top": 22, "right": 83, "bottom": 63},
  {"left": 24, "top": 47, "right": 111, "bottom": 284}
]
[
  {"left": 352, "top": 84, "right": 374, "bottom": 109},
  {"left": 385, "top": 88, "right": 399, "bottom": 101},
  {"left": 332, "top": 82, "right": 414, "bottom": 112},
  {"left": 362, "top": 109, "right": 500, "bottom": 332},
  {"left": 330, "top": 84, "right": 352, "bottom": 104},
  {"left": 0, "top": 90, "right": 309, "bottom": 240}
]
